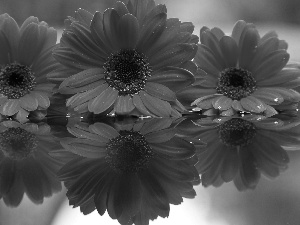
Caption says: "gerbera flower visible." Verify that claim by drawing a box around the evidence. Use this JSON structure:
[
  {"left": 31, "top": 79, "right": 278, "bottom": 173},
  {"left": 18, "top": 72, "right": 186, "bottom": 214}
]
[
  {"left": 0, "top": 120, "right": 64, "bottom": 206},
  {"left": 51, "top": 1, "right": 198, "bottom": 117},
  {"left": 177, "top": 116, "right": 300, "bottom": 191},
  {"left": 178, "top": 20, "right": 300, "bottom": 116},
  {"left": 0, "top": 14, "right": 58, "bottom": 121},
  {"left": 56, "top": 118, "right": 199, "bottom": 224}
]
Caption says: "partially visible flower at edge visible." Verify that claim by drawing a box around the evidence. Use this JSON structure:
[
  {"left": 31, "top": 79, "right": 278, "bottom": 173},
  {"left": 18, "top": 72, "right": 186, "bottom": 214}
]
[
  {"left": 177, "top": 20, "right": 300, "bottom": 117},
  {"left": 0, "top": 14, "right": 58, "bottom": 122},
  {"left": 49, "top": 0, "right": 198, "bottom": 117}
]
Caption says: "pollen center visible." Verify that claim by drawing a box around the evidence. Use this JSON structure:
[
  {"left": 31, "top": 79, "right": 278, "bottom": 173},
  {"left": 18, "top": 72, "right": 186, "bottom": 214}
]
[
  {"left": 216, "top": 67, "right": 256, "bottom": 100},
  {"left": 0, "top": 127, "right": 38, "bottom": 160},
  {"left": 106, "top": 130, "right": 153, "bottom": 173},
  {"left": 104, "top": 49, "right": 152, "bottom": 96},
  {"left": 218, "top": 118, "right": 256, "bottom": 147},
  {"left": 0, "top": 63, "right": 36, "bottom": 99}
]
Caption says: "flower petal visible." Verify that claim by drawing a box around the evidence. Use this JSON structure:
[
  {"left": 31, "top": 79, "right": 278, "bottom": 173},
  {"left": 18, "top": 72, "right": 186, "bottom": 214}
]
[
  {"left": 117, "top": 14, "right": 139, "bottom": 49},
  {"left": 253, "top": 50, "right": 290, "bottom": 81},
  {"left": 75, "top": 8, "right": 93, "bottom": 26},
  {"left": 139, "top": 91, "right": 172, "bottom": 117},
  {"left": 0, "top": 95, "right": 8, "bottom": 105},
  {"left": 136, "top": 12, "right": 167, "bottom": 54},
  {"left": 231, "top": 20, "right": 248, "bottom": 45},
  {"left": 145, "top": 128, "right": 176, "bottom": 143},
  {"left": 251, "top": 88, "right": 284, "bottom": 105},
  {"left": 257, "top": 87, "right": 300, "bottom": 102},
  {"left": 150, "top": 43, "right": 197, "bottom": 70},
  {"left": 31, "top": 91, "right": 50, "bottom": 109},
  {"left": 151, "top": 137, "right": 195, "bottom": 160},
  {"left": 18, "top": 23, "right": 40, "bottom": 66},
  {"left": 250, "top": 37, "right": 279, "bottom": 69},
  {"left": 114, "top": 1, "right": 129, "bottom": 16},
  {"left": 240, "top": 96, "right": 266, "bottom": 113},
  {"left": 114, "top": 95, "right": 135, "bottom": 114},
  {"left": 0, "top": 14, "right": 20, "bottom": 61},
  {"left": 144, "top": 18, "right": 181, "bottom": 57},
  {"left": 194, "top": 44, "right": 222, "bottom": 77},
  {"left": 213, "top": 96, "right": 233, "bottom": 110},
  {"left": 90, "top": 11, "right": 114, "bottom": 54},
  {"left": 59, "top": 68, "right": 104, "bottom": 89},
  {"left": 239, "top": 27, "right": 259, "bottom": 70},
  {"left": 89, "top": 122, "right": 119, "bottom": 139},
  {"left": 103, "top": 8, "right": 120, "bottom": 52},
  {"left": 67, "top": 83, "right": 109, "bottom": 107},
  {"left": 53, "top": 47, "right": 96, "bottom": 70},
  {"left": 0, "top": 99, "right": 20, "bottom": 116},
  {"left": 60, "top": 138, "right": 107, "bottom": 158},
  {"left": 127, "top": 0, "right": 158, "bottom": 22},
  {"left": 258, "top": 67, "right": 300, "bottom": 87},
  {"left": 201, "top": 30, "right": 225, "bottom": 68},
  {"left": 0, "top": 30, "right": 11, "bottom": 65},
  {"left": 19, "top": 93, "right": 38, "bottom": 111},
  {"left": 132, "top": 94, "right": 155, "bottom": 117},
  {"left": 231, "top": 100, "right": 244, "bottom": 111},
  {"left": 148, "top": 66, "right": 195, "bottom": 92},
  {"left": 61, "top": 26, "right": 107, "bottom": 63},
  {"left": 219, "top": 36, "right": 238, "bottom": 68},
  {"left": 144, "top": 82, "right": 176, "bottom": 101},
  {"left": 88, "top": 87, "right": 118, "bottom": 114}
]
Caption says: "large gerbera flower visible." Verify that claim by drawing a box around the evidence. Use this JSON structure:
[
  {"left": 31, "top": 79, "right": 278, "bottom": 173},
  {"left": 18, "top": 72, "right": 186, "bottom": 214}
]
[
  {"left": 56, "top": 118, "right": 199, "bottom": 225},
  {"left": 0, "top": 120, "right": 64, "bottom": 206},
  {"left": 51, "top": 1, "right": 198, "bottom": 117},
  {"left": 0, "top": 14, "right": 58, "bottom": 121},
  {"left": 178, "top": 20, "right": 300, "bottom": 116},
  {"left": 177, "top": 116, "right": 300, "bottom": 191}
]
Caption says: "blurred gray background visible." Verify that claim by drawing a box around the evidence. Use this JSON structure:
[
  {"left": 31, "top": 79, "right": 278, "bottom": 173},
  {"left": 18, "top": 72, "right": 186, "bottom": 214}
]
[{"left": 1, "top": 0, "right": 300, "bottom": 26}]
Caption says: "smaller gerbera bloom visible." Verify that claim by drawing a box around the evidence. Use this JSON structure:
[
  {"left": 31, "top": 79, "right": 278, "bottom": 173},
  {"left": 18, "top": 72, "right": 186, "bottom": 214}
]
[
  {"left": 0, "top": 120, "right": 64, "bottom": 206},
  {"left": 51, "top": 1, "right": 198, "bottom": 117},
  {"left": 178, "top": 20, "right": 300, "bottom": 117},
  {"left": 57, "top": 118, "right": 199, "bottom": 225},
  {"left": 177, "top": 116, "right": 300, "bottom": 191},
  {"left": 0, "top": 14, "right": 58, "bottom": 121}
]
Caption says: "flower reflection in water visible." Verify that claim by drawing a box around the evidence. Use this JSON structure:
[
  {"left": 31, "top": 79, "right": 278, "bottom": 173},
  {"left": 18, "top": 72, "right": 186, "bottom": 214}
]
[
  {"left": 0, "top": 120, "right": 63, "bottom": 206},
  {"left": 177, "top": 116, "right": 300, "bottom": 191},
  {"left": 56, "top": 118, "right": 200, "bottom": 225}
]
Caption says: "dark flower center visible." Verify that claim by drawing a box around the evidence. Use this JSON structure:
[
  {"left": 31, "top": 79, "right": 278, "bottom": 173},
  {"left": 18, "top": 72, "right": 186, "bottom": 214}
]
[
  {"left": 103, "top": 49, "right": 152, "bottom": 96},
  {"left": 106, "top": 130, "right": 153, "bottom": 173},
  {"left": 218, "top": 118, "right": 256, "bottom": 147},
  {"left": 216, "top": 67, "right": 256, "bottom": 100},
  {"left": 0, "top": 63, "right": 36, "bottom": 99},
  {"left": 0, "top": 127, "right": 38, "bottom": 160}
]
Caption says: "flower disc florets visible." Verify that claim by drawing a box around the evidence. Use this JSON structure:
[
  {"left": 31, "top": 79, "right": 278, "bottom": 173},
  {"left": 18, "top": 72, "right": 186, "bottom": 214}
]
[
  {"left": 218, "top": 118, "right": 256, "bottom": 147},
  {"left": 0, "top": 127, "right": 38, "bottom": 160},
  {"left": 104, "top": 49, "right": 152, "bottom": 96},
  {"left": 0, "top": 63, "right": 36, "bottom": 99},
  {"left": 106, "top": 130, "right": 153, "bottom": 173},
  {"left": 216, "top": 67, "right": 257, "bottom": 100}
]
